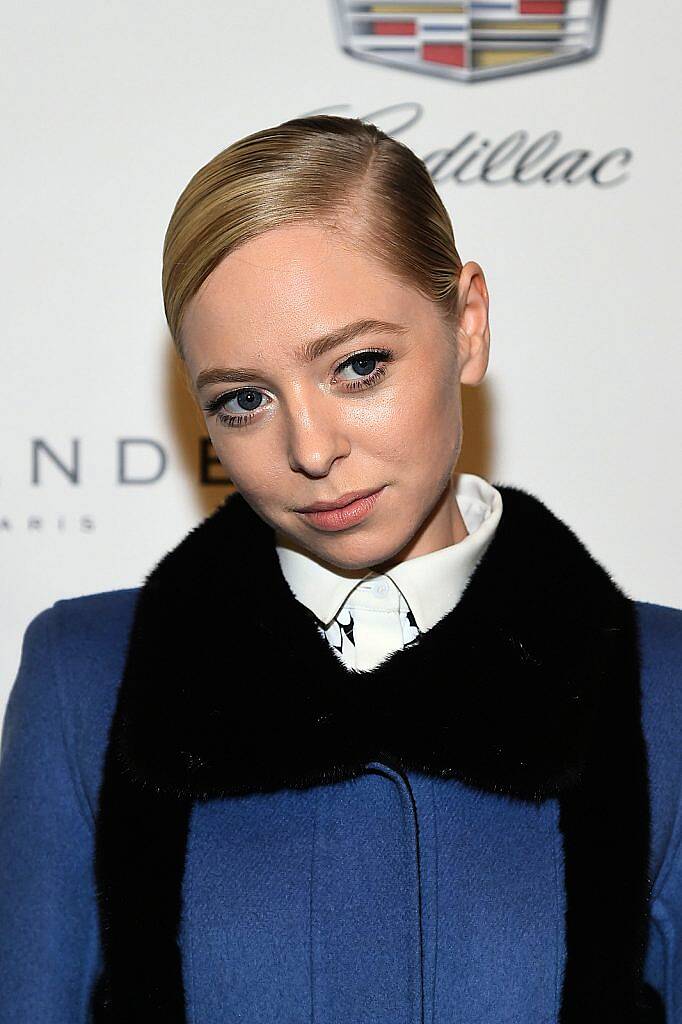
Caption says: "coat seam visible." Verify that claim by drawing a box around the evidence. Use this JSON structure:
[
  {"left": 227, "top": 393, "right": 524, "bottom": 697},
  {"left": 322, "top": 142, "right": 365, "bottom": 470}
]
[
  {"left": 46, "top": 604, "right": 95, "bottom": 835},
  {"left": 430, "top": 777, "right": 440, "bottom": 1024},
  {"left": 651, "top": 783, "right": 682, "bottom": 906},
  {"left": 551, "top": 801, "right": 563, "bottom": 1022},
  {"left": 309, "top": 787, "right": 318, "bottom": 1024},
  {"left": 385, "top": 764, "right": 425, "bottom": 1022},
  {"left": 647, "top": 899, "right": 675, "bottom": 1023},
  {"left": 367, "top": 762, "right": 425, "bottom": 1022},
  {"left": 185, "top": 808, "right": 198, "bottom": 1024}
]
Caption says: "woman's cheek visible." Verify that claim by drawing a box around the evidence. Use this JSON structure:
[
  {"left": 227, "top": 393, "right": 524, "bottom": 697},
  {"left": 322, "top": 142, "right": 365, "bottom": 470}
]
[{"left": 357, "top": 381, "right": 403, "bottom": 430}]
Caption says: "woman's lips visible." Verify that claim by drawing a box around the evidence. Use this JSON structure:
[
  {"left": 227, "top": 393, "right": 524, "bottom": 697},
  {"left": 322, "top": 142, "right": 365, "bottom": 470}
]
[{"left": 298, "top": 486, "right": 386, "bottom": 531}]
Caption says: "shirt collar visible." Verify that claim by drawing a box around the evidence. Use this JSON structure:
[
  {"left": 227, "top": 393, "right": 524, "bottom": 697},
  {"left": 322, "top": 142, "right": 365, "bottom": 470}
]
[{"left": 275, "top": 472, "right": 503, "bottom": 631}]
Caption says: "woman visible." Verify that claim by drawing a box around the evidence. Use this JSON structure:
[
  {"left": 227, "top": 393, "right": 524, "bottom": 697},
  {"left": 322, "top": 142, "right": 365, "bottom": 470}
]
[{"left": 0, "top": 115, "right": 680, "bottom": 1023}]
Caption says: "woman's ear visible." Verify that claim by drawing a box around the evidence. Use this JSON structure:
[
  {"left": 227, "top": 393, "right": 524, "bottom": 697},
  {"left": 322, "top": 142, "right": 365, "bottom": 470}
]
[{"left": 456, "top": 261, "right": 491, "bottom": 386}]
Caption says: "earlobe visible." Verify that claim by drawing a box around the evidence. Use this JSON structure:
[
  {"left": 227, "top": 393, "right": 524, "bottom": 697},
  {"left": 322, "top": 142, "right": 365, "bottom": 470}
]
[{"left": 457, "top": 326, "right": 490, "bottom": 386}]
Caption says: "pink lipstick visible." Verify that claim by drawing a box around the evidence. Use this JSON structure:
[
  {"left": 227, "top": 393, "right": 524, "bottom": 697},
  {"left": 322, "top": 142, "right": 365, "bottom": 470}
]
[{"left": 297, "top": 486, "right": 386, "bottom": 532}]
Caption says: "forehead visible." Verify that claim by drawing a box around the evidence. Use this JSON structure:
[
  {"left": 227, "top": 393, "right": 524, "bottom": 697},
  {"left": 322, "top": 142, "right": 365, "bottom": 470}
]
[{"left": 180, "top": 222, "right": 429, "bottom": 362}]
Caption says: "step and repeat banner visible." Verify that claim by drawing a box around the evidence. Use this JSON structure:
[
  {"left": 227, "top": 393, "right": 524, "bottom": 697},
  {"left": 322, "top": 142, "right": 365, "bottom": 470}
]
[{"left": 2, "top": 0, "right": 681, "bottom": 715}]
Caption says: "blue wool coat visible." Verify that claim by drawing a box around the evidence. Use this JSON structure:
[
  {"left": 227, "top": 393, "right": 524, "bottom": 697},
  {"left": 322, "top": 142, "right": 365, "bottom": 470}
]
[{"left": 0, "top": 484, "right": 681, "bottom": 1023}]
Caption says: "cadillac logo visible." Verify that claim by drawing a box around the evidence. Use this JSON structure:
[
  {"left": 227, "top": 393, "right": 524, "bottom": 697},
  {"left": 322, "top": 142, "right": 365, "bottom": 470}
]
[{"left": 331, "top": 0, "right": 607, "bottom": 82}]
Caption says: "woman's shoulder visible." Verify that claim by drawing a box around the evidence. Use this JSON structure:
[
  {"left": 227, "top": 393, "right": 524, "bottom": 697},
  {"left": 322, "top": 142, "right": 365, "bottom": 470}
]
[
  {"left": 635, "top": 598, "right": 682, "bottom": 646},
  {"left": 635, "top": 599, "right": 682, "bottom": 734},
  {"left": 43, "top": 584, "right": 142, "bottom": 657},
  {"left": 29, "top": 585, "right": 142, "bottom": 703},
  {"left": 8, "top": 587, "right": 142, "bottom": 826},
  {"left": 633, "top": 600, "right": 682, "bottom": 899}
]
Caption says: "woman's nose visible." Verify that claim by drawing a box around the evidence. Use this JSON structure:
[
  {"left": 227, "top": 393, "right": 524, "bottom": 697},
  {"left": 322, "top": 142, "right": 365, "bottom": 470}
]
[{"left": 284, "top": 389, "right": 351, "bottom": 477}]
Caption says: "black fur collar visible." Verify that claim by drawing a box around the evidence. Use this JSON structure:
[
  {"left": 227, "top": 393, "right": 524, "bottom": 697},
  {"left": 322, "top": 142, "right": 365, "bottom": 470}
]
[
  {"left": 93, "top": 483, "right": 664, "bottom": 1021},
  {"left": 116, "top": 483, "right": 625, "bottom": 802}
]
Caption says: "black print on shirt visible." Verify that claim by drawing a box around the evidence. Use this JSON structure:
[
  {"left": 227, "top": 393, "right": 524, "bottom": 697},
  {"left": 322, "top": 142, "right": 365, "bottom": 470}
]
[
  {"left": 331, "top": 610, "right": 356, "bottom": 655},
  {"left": 323, "top": 602, "right": 422, "bottom": 660},
  {"left": 402, "top": 605, "right": 422, "bottom": 650}
]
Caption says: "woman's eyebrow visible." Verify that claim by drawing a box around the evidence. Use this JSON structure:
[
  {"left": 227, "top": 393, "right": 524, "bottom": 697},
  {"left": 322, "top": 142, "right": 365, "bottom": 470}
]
[{"left": 194, "top": 318, "right": 408, "bottom": 392}]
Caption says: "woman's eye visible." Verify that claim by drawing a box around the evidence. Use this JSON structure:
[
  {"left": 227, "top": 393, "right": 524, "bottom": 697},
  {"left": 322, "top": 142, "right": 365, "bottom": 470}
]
[
  {"left": 204, "top": 387, "right": 269, "bottom": 428},
  {"left": 332, "top": 347, "right": 393, "bottom": 392},
  {"left": 335, "top": 352, "right": 380, "bottom": 382},
  {"left": 227, "top": 388, "right": 263, "bottom": 414},
  {"left": 205, "top": 347, "right": 393, "bottom": 428}
]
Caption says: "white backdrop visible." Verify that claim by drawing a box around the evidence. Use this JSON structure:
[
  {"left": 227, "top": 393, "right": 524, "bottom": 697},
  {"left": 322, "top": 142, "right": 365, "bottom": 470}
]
[{"left": 2, "top": 0, "right": 681, "bottom": 723}]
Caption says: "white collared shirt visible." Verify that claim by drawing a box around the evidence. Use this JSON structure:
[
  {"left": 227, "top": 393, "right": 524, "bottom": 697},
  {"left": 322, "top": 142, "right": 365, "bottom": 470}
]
[{"left": 275, "top": 472, "right": 503, "bottom": 673}]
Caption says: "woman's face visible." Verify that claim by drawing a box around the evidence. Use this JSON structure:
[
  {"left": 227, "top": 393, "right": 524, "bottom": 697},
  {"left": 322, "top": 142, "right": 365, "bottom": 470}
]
[{"left": 181, "top": 222, "right": 489, "bottom": 571}]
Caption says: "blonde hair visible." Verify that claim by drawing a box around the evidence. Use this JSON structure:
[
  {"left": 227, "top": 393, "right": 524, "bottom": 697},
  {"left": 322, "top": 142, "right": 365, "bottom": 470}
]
[{"left": 162, "top": 114, "right": 463, "bottom": 360}]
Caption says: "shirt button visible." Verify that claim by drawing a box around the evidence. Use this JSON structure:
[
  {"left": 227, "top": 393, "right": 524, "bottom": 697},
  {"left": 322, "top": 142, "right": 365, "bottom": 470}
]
[{"left": 375, "top": 580, "right": 389, "bottom": 596}]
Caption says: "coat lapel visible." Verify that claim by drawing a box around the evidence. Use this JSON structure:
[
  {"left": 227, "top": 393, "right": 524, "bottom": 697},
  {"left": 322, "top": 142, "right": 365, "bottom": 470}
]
[{"left": 92, "top": 483, "right": 664, "bottom": 1022}]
